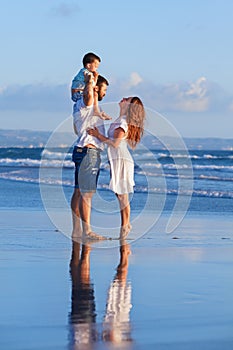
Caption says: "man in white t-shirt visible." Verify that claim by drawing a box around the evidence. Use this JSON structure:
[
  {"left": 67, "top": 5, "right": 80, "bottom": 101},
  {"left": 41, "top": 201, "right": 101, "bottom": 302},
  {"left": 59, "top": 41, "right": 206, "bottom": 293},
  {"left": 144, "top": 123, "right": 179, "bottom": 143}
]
[{"left": 71, "top": 72, "right": 109, "bottom": 241}]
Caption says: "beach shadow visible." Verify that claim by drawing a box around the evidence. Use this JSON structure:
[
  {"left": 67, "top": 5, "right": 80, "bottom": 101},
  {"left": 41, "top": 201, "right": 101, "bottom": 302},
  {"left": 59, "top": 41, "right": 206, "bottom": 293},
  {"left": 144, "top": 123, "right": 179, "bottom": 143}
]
[{"left": 68, "top": 239, "right": 133, "bottom": 349}]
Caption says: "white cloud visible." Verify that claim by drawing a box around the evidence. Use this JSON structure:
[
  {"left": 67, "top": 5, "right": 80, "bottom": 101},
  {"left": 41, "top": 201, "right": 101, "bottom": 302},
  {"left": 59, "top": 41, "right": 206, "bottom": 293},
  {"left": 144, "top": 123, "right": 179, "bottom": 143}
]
[
  {"left": 50, "top": 2, "right": 80, "bottom": 17},
  {"left": 186, "top": 76, "right": 207, "bottom": 98},
  {"left": 170, "top": 77, "right": 209, "bottom": 112},
  {"left": 127, "top": 72, "right": 143, "bottom": 88},
  {"left": 108, "top": 74, "right": 233, "bottom": 114},
  {"left": 0, "top": 86, "right": 7, "bottom": 95},
  {"left": 228, "top": 102, "right": 233, "bottom": 112},
  {"left": 0, "top": 76, "right": 232, "bottom": 118},
  {"left": 1, "top": 77, "right": 232, "bottom": 134}
]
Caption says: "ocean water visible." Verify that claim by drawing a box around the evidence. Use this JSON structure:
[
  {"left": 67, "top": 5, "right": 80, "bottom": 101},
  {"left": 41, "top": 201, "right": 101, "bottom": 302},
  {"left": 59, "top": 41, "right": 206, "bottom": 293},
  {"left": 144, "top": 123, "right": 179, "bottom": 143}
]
[{"left": 0, "top": 147, "right": 233, "bottom": 213}]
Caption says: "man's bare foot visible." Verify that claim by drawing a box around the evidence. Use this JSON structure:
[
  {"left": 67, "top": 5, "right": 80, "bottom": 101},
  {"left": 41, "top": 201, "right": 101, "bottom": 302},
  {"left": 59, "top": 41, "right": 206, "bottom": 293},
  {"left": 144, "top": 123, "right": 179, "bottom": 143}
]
[
  {"left": 83, "top": 231, "right": 107, "bottom": 241},
  {"left": 71, "top": 229, "right": 83, "bottom": 241}
]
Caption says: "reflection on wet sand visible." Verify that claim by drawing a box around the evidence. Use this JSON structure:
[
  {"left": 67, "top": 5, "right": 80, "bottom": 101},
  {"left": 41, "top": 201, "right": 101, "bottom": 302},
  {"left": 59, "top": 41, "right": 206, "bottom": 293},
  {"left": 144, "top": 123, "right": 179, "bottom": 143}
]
[
  {"left": 69, "top": 240, "right": 132, "bottom": 349},
  {"left": 103, "top": 240, "right": 132, "bottom": 344},
  {"left": 69, "top": 242, "right": 97, "bottom": 348}
]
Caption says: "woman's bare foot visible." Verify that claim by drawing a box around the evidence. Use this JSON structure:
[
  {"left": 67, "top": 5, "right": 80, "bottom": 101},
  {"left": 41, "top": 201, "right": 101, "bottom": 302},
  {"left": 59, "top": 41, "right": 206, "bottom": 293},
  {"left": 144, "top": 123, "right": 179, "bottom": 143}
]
[{"left": 119, "top": 223, "right": 132, "bottom": 239}]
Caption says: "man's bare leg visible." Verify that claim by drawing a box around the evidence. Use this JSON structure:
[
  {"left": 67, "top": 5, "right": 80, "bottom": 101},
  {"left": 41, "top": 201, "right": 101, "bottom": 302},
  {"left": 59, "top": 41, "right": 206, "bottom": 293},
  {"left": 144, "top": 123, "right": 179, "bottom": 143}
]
[
  {"left": 69, "top": 241, "right": 81, "bottom": 273},
  {"left": 79, "top": 244, "right": 91, "bottom": 282},
  {"left": 71, "top": 188, "right": 82, "bottom": 239},
  {"left": 79, "top": 192, "right": 106, "bottom": 240}
]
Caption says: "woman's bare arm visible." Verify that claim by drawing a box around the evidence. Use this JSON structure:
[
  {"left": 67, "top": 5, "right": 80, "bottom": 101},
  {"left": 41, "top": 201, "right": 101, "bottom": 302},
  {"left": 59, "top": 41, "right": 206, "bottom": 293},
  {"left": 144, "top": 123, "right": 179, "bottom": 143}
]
[{"left": 87, "top": 127, "right": 125, "bottom": 148}]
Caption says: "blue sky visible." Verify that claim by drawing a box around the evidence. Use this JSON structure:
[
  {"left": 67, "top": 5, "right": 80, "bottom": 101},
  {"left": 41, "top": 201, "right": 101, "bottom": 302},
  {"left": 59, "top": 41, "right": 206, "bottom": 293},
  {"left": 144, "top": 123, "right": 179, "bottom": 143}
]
[{"left": 1, "top": 0, "right": 233, "bottom": 137}]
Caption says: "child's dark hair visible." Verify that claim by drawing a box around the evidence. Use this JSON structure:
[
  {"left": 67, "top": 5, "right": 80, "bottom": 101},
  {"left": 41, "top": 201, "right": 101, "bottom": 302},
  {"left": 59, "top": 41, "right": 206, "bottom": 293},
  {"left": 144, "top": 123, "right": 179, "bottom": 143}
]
[{"left": 83, "top": 52, "right": 101, "bottom": 66}]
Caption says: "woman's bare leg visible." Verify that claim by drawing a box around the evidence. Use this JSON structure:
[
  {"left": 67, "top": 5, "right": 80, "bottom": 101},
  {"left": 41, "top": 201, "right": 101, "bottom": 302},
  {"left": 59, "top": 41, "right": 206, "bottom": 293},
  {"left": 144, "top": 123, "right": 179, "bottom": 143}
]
[{"left": 116, "top": 193, "right": 131, "bottom": 238}]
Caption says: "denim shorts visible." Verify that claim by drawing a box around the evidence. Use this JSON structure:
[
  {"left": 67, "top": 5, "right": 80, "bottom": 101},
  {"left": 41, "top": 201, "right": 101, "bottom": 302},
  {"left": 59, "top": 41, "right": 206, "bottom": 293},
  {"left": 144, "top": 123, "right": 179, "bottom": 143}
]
[{"left": 72, "top": 146, "right": 101, "bottom": 192}]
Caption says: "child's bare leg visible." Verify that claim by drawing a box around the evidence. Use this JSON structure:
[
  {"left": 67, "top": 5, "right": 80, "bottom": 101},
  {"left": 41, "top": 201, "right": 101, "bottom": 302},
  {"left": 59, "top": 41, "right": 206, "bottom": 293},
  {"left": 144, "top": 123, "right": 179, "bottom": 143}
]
[
  {"left": 99, "top": 111, "right": 112, "bottom": 120},
  {"left": 93, "top": 85, "right": 112, "bottom": 120}
]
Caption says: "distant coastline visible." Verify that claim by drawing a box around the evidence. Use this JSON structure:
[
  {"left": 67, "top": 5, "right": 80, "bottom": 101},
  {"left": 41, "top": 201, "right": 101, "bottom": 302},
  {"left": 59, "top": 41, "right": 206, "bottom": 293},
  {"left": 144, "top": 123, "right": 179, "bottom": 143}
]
[{"left": 0, "top": 129, "right": 233, "bottom": 150}]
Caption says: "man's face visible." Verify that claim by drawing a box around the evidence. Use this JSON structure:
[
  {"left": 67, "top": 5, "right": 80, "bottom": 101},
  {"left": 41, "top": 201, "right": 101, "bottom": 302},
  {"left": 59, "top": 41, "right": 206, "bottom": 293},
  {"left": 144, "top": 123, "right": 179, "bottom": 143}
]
[{"left": 98, "top": 83, "right": 108, "bottom": 101}]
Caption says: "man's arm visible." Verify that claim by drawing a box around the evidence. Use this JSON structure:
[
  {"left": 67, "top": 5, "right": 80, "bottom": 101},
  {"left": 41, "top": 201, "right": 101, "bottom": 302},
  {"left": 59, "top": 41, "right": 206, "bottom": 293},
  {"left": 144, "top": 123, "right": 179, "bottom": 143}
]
[{"left": 83, "top": 71, "right": 98, "bottom": 107}]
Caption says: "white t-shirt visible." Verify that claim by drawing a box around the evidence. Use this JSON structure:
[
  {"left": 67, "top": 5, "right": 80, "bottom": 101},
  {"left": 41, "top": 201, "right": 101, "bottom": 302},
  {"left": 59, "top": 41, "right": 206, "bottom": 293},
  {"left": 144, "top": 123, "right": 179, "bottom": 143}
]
[{"left": 73, "top": 98, "right": 105, "bottom": 151}]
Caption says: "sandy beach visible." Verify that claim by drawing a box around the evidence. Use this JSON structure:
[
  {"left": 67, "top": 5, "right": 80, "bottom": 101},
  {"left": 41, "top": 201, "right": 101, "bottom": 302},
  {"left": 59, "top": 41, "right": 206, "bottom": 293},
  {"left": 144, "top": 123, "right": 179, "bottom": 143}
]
[{"left": 0, "top": 209, "right": 233, "bottom": 350}]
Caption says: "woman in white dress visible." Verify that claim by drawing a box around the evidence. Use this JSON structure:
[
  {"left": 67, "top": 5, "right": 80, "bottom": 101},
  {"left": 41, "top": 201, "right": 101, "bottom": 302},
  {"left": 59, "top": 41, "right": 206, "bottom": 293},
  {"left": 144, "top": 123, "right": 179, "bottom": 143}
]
[{"left": 87, "top": 96, "right": 145, "bottom": 238}]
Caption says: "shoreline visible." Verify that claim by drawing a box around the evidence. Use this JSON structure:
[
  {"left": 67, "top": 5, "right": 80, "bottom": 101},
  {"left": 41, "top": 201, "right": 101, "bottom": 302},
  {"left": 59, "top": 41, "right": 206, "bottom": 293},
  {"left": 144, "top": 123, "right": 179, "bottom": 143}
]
[{"left": 1, "top": 208, "right": 233, "bottom": 248}]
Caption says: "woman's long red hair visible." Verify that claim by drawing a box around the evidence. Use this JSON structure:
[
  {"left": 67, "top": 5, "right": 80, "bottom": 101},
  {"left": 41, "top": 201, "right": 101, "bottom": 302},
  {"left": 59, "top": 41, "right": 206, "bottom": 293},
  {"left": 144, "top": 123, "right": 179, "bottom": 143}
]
[{"left": 126, "top": 97, "right": 145, "bottom": 149}]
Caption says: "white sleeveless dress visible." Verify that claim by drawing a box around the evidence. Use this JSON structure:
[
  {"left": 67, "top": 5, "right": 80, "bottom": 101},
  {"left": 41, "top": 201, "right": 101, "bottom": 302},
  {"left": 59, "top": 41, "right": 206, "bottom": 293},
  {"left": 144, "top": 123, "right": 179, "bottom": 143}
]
[{"left": 107, "top": 116, "right": 135, "bottom": 194}]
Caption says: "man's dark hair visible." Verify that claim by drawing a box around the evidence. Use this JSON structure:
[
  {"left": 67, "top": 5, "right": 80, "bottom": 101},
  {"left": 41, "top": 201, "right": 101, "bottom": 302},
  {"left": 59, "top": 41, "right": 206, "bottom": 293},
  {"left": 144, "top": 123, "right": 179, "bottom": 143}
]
[
  {"left": 83, "top": 52, "right": 101, "bottom": 66},
  {"left": 96, "top": 75, "right": 109, "bottom": 87}
]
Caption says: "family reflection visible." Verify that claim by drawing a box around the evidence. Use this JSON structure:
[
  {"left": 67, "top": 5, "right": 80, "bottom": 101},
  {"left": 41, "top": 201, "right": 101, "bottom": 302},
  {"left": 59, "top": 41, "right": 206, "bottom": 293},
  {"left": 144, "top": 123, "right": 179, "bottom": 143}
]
[
  {"left": 103, "top": 241, "right": 132, "bottom": 343},
  {"left": 69, "top": 240, "right": 133, "bottom": 349},
  {"left": 69, "top": 242, "right": 97, "bottom": 346}
]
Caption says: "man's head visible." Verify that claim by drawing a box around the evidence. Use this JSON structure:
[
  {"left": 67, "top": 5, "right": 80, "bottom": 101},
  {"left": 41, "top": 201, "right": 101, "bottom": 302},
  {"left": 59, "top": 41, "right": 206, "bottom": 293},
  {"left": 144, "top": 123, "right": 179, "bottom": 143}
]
[
  {"left": 83, "top": 52, "right": 101, "bottom": 73},
  {"left": 95, "top": 75, "right": 109, "bottom": 101}
]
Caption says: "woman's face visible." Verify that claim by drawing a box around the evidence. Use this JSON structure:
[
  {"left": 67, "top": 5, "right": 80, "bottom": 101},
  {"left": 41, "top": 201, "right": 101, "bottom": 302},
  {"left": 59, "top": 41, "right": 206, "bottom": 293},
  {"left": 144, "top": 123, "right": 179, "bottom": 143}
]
[{"left": 119, "top": 97, "right": 132, "bottom": 114}]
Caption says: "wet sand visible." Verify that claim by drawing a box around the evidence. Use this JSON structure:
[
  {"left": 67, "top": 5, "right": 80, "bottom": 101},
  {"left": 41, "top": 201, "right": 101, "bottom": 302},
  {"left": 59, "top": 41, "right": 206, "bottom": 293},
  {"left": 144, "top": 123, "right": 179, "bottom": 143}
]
[{"left": 0, "top": 209, "right": 233, "bottom": 350}]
